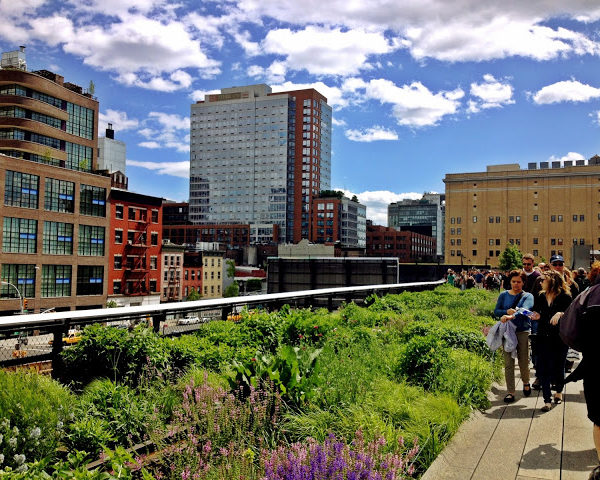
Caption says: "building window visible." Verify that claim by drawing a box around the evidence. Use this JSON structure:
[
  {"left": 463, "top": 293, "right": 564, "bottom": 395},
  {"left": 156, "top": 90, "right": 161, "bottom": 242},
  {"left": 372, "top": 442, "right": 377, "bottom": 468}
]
[
  {"left": 41, "top": 265, "right": 71, "bottom": 297},
  {"left": 184, "top": 270, "right": 188, "bottom": 280},
  {"left": 44, "top": 178, "right": 75, "bottom": 213},
  {"left": 128, "top": 207, "right": 136, "bottom": 220},
  {"left": 450, "top": 228, "right": 455, "bottom": 235},
  {"left": 150, "top": 257, "right": 157, "bottom": 270},
  {"left": 151, "top": 210, "right": 159, "bottom": 223},
  {"left": 114, "top": 255, "right": 122, "bottom": 269},
  {"left": 457, "top": 228, "right": 461, "bottom": 235},
  {"left": 489, "top": 239, "right": 494, "bottom": 245},
  {"left": 488, "top": 216, "right": 493, "bottom": 223},
  {"left": 558, "top": 215, "right": 563, "bottom": 222},
  {"left": 151, "top": 232, "right": 158, "bottom": 246},
  {"left": 495, "top": 216, "right": 500, "bottom": 223},
  {"left": 516, "top": 216, "right": 521, "bottom": 223},
  {"left": 43, "top": 221, "right": 73, "bottom": 254},
  {"left": 204, "top": 286, "right": 208, "bottom": 295},
  {"left": 127, "top": 231, "right": 135, "bottom": 244},
  {"left": 76, "top": 266, "right": 103, "bottom": 295},
  {"left": 533, "top": 215, "right": 538, "bottom": 222},
  {"left": 472, "top": 216, "right": 477, "bottom": 223},
  {"left": 489, "top": 250, "right": 494, "bottom": 257},
  {"left": 2, "top": 217, "right": 37, "bottom": 253},
  {"left": 113, "top": 280, "right": 121, "bottom": 294},
  {"left": 115, "top": 230, "right": 123, "bottom": 243},
  {"left": 80, "top": 185, "right": 106, "bottom": 217},
  {"left": 457, "top": 217, "right": 461, "bottom": 224},
  {"left": 533, "top": 249, "right": 538, "bottom": 256},
  {"left": 551, "top": 215, "right": 556, "bottom": 222},
  {"left": 115, "top": 205, "right": 124, "bottom": 219},
  {"left": 451, "top": 217, "right": 455, "bottom": 224},
  {"left": 78, "top": 225, "right": 105, "bottom": 256},
  {"left": 551, "top": 238, "right": 556, "bottom": 245},
  {"left": 573, "top": 214, "right": 578, "bottom": 222},
  {"left": 0, "top": 264, "right": 36, "bottom": 297},
  {"left": 4, "top": 171, "right": 39, "bottom": 209},
  {"left": 580, "top": 215, "right": 585, "bottom": 222},
  {"left": 495, "top": 239, "right": 500, "bottom": 246},
  {"left": 509, "top": 216, "right": 514, "bottom": 223},
  {"left": 533, "top": 237, "right": 538, "bottom": 245},
  {"left": 472, "top": 238, "right": 477, "bottom": 245},
  {"left": 150, "top": 280, "right": 157, "bottom": 292},
  {"left": 472, "top": 250, "right": 477, "bottom": 256}
]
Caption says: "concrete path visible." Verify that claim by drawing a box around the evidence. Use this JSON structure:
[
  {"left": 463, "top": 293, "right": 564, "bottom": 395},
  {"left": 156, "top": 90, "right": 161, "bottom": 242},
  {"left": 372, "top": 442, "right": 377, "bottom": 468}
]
[{"left": 422, "top": 371, "right": 598, "bottom": 480}]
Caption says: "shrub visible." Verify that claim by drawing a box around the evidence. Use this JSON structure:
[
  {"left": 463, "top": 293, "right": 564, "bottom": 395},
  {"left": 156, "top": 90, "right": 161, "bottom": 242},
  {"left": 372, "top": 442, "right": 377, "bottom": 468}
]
[
  {"left": 167, "top": 335, "right": 235, "bottom": 372},
  {"left": 0, "top": 371, "right": 73, "bottom": 468},
  {"left": 239, "top": 310, "right": 283, "bottom": 353},
  {"left": 395, "top": 335, "right": 449, "bottom": 387},
  {"left": 280, "top": 307, "right": 340, "bottom": 347}
]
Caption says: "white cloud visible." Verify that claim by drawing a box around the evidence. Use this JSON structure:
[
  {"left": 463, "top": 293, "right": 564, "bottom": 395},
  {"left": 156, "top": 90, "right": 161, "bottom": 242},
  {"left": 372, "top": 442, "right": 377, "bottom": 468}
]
[
  {"left": 127, "top": 159, "right": 190, "bottom": 178},
  {"left": 345, "top": 78, "right": 464, "bottom": 127},
  {"left": 137, "top": 112, "right": 190, "bottom": 152},
  {"left": 99, "top": 109, "right": 140, "bottom": 133},
  {"left": 548, "top": 152, "right": 585, "bottom": 162},
  {"left": 247, "top": 61, "right": 287, "bottom": 83},
  {"left": 592, "top": 111, "right": 600, "bottom": 125},
  {"left": 271, "top": 81, "right": 347, "bottom": 108},
  {"left": 338, "top": 189, "right": 423, "bottom": 225},
  {"left": 533, "top": 80, "right": 600, "bottom": 104},
  {"left": 261, "top": 26, "right": 400, "bottom": 76},
  {"left": 468, "top": 74, "right": 514, "bottom": 113},
  {"left": 345, "top": 126, "right": 398, "bottom": 142},
  {"left": 332, "top": 118, "right": 347, "bottom": 127}
]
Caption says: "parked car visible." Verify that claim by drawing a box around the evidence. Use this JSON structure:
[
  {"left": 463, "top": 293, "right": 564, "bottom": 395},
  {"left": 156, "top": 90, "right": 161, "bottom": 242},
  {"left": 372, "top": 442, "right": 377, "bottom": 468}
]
[
  {"left": 177, "top": 314, "right": 201, "bottom": 325},
  {"left": 48, "top": 329, "right": 82, "bottom": 346}
]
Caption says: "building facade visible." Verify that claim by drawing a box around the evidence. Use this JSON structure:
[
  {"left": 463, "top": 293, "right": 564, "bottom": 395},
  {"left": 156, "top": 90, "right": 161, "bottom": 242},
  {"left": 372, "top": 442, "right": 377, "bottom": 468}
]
[
  {"left": 443, "top": 160, "right": 600, "bottom": 267},
  {"left": 161, "top": 241, "right": 184, "bottom": 302},
  {"left": 388, "top": 193, "right": 445, "bottom": 258},
  {"left": 189, "top": 84, "right": 332, "bottom": 243},
  {"left": 0, "top": 154, "right": 110, "bottom": 313},
  {"left": 107, "top": 189, "right": 162, "bottom": 306},
  {"left": 311, "top": 195, "right": 366, "bottom": 248},
  {"left": 366, "top": 223, "right": 436, "bottom": 262},
  {"left": 200, "top": 251, "right": 223, "bottom": 299},
  {"left": 98, "top": 123, "right": 126, "bottom": 174}
]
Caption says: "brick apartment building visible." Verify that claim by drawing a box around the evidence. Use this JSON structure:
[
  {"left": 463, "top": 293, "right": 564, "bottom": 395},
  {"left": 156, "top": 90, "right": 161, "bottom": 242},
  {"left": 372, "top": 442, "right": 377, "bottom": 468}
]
[
  {"left": 311, "top": 194, "right": 366, "bottom": 248},
  {"left": 107, "top": 188, "right": 162, "bottom": 306},
  {"left": 366, "top": 223, "right": 437, "bottom": 262}
]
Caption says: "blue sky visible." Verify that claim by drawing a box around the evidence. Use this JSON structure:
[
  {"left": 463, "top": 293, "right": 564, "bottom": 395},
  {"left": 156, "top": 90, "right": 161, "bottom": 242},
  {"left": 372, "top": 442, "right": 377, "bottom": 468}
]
[{"left": 2, "top": 1, "right": 600, "bottom": 224}]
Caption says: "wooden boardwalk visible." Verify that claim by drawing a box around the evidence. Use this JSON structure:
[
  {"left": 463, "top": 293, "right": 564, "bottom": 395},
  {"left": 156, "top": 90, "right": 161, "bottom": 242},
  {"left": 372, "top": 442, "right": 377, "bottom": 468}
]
[{"left": 422, "top": 373, "right": 598, "bottom": 480}]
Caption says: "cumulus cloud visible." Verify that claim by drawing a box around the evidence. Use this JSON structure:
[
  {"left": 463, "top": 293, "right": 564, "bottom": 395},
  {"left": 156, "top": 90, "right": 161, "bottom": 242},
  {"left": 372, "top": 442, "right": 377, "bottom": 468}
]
[
  {"left": 261, "top": 26, "right": 400, "bottom": 76},
  {"left": 99, "top": 109, "right": 140, "bottom": 133},
  {"left": 592, "top": 111, "right": 600, "bottom": 125},
  {"left": 468, "top": 74, "right": 514, "bottom": 113},
  {"left": 137, "top": 111, "right": 190, "bottom": 152},
  {"left": 190, "top": 88, "right": 221, "bottom": 102},
  {"left": 338, "top": 189, "right": 423, "bottom": 225},
  {"left": 345, "top": 78, "right": 464, "bottom": 127},
  {"left": 332, "top": 118, "right": 347, "bottom": 126},
  {"left": 247, "top": 61, "right": 287, "bottom": 83},
  {"left": 127, "top": 159, "right": 190, "bottom": 178},
  {"left": 548, "top": 152, "right": 585, "bottom": 163},
  {"left": 532, "top": 80, "right": 600, "bottom": 104},
  {"left": 345, "top": 126, "right": 398, "bottom": 142}
]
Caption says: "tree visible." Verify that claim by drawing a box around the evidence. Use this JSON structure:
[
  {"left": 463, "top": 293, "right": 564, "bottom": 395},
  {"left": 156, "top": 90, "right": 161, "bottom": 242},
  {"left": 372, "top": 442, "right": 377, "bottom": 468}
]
[
  {"left": 186, "top": 288, "right": 201, "bottom": 301},
  {"left": 351, "top": 195, "right": 359, "bottom": 203},
  {"left": 226, "top": 260, "right": 235, "bottom": 279},
  {"left": 246, "top": 278, "right": 263, "bottom": 292},
  {"left": 224, "top": 282, "right": 239, "bottom": 298},
  {"left": 88, "top": 80, "right": 95, "bottom": 95},
  {"left": 499, "top": 245, "right": 523, "bottom": 271}
]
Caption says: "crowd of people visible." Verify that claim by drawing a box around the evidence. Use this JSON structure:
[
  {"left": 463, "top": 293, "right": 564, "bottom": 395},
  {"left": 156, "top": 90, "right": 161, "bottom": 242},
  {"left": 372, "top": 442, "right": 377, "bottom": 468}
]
[{"left": 447, "top": 255, "right": 599, "bottom": 475}]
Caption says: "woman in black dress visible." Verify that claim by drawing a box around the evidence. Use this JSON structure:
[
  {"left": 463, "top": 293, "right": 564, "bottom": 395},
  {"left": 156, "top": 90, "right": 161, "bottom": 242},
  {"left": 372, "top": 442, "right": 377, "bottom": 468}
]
[{"left": 530, "top": 270, "right": 571, "bottom": 412}]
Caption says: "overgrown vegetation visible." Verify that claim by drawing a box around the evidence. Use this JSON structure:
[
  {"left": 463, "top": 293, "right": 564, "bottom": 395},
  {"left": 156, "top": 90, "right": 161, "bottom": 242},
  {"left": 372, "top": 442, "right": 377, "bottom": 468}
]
[{"left": 0, "top": 285, "right": 500, "bottom": 478}]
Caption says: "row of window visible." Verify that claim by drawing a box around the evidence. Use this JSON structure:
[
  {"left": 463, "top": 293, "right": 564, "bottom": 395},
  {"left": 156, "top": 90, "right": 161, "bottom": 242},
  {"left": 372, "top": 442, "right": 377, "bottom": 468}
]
[
  {"left": 4, "top": 171, "right": 106, "bottom": 216},
  {"left": 114, "top": 230, "right": 159, "bottom": 246},
  {"left": 114, "top": 205, "right": 159, "bottom": 222},
  {"left": 2, "top": 218, "right": 104, "bottom": 255},
  {"left": 451, "top": 214, "right": 593, "bottom": 225},
  {"left": 0, "top": 264, "right": 103, "bottom": 297},
  {"left": 113, "top": 279, "right": 157, "bottom": 295}
]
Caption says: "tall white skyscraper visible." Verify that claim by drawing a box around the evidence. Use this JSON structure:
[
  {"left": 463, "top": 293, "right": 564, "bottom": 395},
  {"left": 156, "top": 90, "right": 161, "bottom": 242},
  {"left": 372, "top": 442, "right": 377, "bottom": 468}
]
[{"left": 189, "top": 84, "right": 331, "bottom": 243}]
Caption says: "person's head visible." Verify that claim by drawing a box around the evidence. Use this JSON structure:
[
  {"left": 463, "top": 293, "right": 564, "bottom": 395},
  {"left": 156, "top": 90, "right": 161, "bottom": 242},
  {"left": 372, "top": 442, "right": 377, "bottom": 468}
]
[
  {"left": 577, "top": 267, "right": 586, "bottom": 277},
  {"left": 588, "top": 260, "right": 600, "bottom": 285},
  {"left": 542, "top": 270, "right": 570, "bottom": 297},
  {"left": 508, "top": 269, "right": 526, "bottom": 293},
  {"left": 522, "top": 253, "right": 535, "bottom": 273},
  {"left": 550, "top": 254, "right": 565, "bottom": 272},
  {"left": 538, "top": 262, "right": 549, "bottom": 272}
]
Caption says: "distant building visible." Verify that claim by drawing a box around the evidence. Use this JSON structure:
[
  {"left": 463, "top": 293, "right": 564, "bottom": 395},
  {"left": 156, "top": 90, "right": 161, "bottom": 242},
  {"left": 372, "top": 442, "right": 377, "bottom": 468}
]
[
  {"left": 182, "top": 252, "right": 203, "bottom": 300},
  {"left": 162, "top": 202, "right": 190, "bottom": 225},
  {"left": 388, "top": 193, "right": 445, "bottom": 259},
  {"left": 311, "top": 194, "right": 366, "bottom": 248},
  {"left": 107, "top": 189, "right": 162, "bottom": 306},
  {"left": 200, "top": 251, "right": 224, "bottom": 298},
  {"left": 366, "top": 223, "right": 436, "bottom": 262},
  {"left": 161, "top": 241, "right": 184, "bottom": 302},
  {"left": 98, "top": 123, "right": 126, "bottom": 174},
  {"left": 189, "top": 84, "right": 332, "bottom": 242},
  {"left": 444, "top": 160, "right": 600, "bottom": 267}
]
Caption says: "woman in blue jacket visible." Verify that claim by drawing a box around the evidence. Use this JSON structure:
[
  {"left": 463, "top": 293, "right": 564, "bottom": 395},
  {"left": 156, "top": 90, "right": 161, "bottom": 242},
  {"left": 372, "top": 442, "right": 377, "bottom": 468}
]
[{"left": 494, "top": 270, "right": 535, "bottom": 403}]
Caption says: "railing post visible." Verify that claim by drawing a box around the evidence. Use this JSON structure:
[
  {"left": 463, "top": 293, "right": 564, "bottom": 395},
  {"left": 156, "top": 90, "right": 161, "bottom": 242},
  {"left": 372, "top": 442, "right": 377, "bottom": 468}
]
[
  {"left": 327, "top": 295, "right": 333, "bottom": 311},
  {"left": 152, "top": 312, "right": 165, "bottom": 334},
  {"left": 51, "top": 323, "right": 67, "bottom": 381}
]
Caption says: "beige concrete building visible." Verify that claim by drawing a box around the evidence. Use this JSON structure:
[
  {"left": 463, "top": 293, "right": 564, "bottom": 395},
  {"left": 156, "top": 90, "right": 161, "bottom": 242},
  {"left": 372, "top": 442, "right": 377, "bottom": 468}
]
[
  {"left": 443, "top": 160, "right": 600, "bottom": 267},
  {"left": 201, "top": 251, "right": 223, "bottom": 299}
]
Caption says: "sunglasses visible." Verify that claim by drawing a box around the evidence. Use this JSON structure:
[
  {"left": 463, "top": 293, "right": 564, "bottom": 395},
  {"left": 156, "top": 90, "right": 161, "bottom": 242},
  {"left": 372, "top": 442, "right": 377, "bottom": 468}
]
[
  {"left": 522, "top": 262, "right": 533, "bottom": 266},
  {"left": 552, "top": 262, "right": 564, "bottom": 266}
]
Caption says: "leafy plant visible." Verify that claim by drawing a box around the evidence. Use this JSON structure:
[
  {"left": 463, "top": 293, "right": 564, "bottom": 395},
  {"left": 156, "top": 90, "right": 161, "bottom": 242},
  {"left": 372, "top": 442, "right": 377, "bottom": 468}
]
[
  {"left": 498, "top": 244, "right": 523, "bottom": 271},
  {"left": 395, "top": 335, "right": 449, "bottom": 387}
]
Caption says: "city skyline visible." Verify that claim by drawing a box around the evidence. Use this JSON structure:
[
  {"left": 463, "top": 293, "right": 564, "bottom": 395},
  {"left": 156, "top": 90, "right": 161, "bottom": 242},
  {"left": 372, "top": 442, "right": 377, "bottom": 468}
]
[{"left": 2, "top": 1, "right": 600, "bottom": 224}]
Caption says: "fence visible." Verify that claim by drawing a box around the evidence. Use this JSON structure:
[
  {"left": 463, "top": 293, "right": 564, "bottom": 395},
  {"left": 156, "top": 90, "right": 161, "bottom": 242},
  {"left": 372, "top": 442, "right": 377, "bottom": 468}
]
[{"left": 0, "top": 279, "right": 445, "bottom": 374}]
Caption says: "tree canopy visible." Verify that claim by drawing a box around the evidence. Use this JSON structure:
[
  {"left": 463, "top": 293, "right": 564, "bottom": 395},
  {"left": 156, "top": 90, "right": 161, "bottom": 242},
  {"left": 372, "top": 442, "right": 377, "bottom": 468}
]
[{"left": 498, "top": 244, "right": 523, "bottom": 271}]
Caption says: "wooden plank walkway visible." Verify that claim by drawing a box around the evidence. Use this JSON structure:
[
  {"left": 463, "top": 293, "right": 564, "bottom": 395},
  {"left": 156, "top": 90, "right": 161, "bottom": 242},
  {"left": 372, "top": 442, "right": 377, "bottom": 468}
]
[{"left": 422, "top": 371, "right": 598, "bottom": 480}]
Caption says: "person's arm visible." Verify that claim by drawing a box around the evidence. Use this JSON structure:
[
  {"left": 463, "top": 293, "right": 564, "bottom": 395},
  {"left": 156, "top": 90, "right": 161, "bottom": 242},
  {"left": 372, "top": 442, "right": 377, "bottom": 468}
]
[
  {"left": 494, "top": 292, "right": 508, "bottom": 318},
  {"left": 518, "top": 292, "right": 534, "bottom": 310}
]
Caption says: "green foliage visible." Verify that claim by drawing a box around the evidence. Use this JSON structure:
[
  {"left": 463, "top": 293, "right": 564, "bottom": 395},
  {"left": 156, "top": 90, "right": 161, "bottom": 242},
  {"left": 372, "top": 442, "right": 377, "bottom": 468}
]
[
  {"left": 395, "top": 335, "right": 449, "bottom": 387},
  {"left": 318, "top": 189, "right": 344, "bottom": 199},
  {"left": 167, "top": 335, "right": 235, "bottom": 372},
  {"left": 186, "top": 287, "right": 201, "bottom": 301},
  {"left": 340, "top": 301, "right": 397, "bottom": 327},
  {"left": 499, "top": 244, "right": 523, "bottom": 271},
  {"left": 245, "top": 278, "right": 263, "bottom": 292},
  {"left": 0, "top": 371, "right": 73, "bottom": 467},
  {"left": 227, "top": 345, "right": 322, "bottom": 406},
  {"left": 61, "top": 324, "right": 170, "bottom": 387},
  {"left": 226, "top": 259, "right": 235, "bottom": 279},
  {"left": 280, "top": 307, "right": 339, "bottom": 346},
  {"left": 238, "top": 310, "right": 282, "bottom": 353},
  {"left": 223, "top": 282, "right": 239, "bottom": 297}
]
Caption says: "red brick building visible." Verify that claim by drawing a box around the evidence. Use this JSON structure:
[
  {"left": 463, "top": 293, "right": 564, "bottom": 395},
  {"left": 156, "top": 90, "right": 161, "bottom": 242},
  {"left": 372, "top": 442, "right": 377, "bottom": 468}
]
[
  {"left": 108, "top": 189, "right": 163, "bottom": 306},
  {"left": 366, "top": 224, "right": 436, "bottom": 262},
  {"left": 311, "top": 195, "right": 366, "bottom": 248}
]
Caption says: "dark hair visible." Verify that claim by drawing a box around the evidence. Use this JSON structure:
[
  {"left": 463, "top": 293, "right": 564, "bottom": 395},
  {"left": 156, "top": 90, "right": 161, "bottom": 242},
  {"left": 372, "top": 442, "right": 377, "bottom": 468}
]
[
  {"left": 542, "top": 270, "right": 571, "bottom": 297},
  {"left": 588, "top": 465, "right": 600, "bottom": 480},
  {"left": 508, "top": 269, "right": 526, "bottom": 283}
]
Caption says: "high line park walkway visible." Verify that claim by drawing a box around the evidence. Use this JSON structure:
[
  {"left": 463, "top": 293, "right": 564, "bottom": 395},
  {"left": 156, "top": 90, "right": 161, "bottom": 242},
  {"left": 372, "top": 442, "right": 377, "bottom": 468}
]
[{"left": 422, "top": 372, "right": 598, "bottom": 480}]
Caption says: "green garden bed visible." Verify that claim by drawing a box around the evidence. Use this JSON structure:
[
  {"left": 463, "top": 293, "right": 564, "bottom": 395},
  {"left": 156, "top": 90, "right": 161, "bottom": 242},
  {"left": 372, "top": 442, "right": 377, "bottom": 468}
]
[{"left": 0, "top": 285, "right": 500, "bottom": 479}]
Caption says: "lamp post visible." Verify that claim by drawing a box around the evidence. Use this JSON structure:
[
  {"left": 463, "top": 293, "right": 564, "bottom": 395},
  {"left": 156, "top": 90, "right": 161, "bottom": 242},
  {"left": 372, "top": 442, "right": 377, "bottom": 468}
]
[{"left": 1, "top": 281, "right": 23, "bottom": 314}]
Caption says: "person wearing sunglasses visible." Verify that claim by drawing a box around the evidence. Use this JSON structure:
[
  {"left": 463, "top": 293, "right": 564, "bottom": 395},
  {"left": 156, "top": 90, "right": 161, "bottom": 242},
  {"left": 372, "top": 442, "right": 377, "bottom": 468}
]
[{"left": 522, "top": 254, "right": 543, "bottom": 390}]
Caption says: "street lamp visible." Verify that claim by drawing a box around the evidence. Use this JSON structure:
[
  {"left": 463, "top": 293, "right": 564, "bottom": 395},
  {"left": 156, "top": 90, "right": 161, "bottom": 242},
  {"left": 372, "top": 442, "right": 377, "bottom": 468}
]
[{"left": 1, "top": 281, "right": 23, "bottom": 314}]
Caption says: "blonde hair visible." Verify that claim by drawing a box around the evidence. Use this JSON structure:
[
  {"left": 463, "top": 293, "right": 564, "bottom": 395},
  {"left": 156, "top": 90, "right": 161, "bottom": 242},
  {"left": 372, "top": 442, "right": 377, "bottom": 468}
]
[{"left": 541, "top": 270, "right": 571, "bottom": 297}]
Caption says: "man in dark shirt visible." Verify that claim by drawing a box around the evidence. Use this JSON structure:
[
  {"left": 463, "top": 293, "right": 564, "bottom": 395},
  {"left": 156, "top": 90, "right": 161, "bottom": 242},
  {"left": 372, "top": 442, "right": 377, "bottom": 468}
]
[{"left": 522, "top": 253, "right": 542, "bottom": 295}]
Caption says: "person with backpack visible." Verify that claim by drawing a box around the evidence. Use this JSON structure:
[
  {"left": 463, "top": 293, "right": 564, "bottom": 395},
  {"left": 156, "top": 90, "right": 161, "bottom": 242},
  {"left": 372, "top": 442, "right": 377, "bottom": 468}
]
[{"left": 494, "top": 270, "right": 534, "bottom": 403}]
